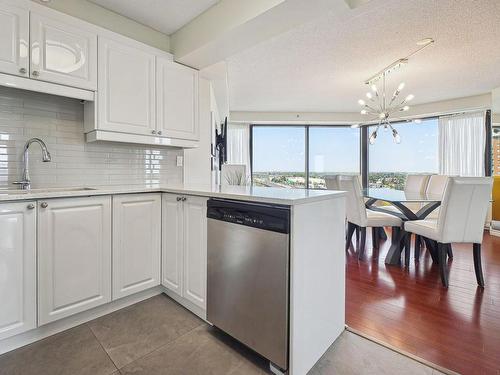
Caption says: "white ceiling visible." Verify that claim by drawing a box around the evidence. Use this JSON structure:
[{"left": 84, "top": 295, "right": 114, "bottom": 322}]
[
  {"left": 227, "top": 0, "right": 500, "bottom": 112},
  {"left": 89, "top": 0, "right": 219, "bottom": 35}
]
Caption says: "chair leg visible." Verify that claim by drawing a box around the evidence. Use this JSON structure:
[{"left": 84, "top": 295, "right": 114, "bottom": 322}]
[
  {"left": 438, "top": 243, "right": 449, "bottom": 288},
  {"left": 371, "top": 227, "right": 379, "bottom": 249},
  {"left": 446, "top": 244, "right": 454, "bottom": 259},
  {"left": 355, "top": 225, "right": 360, "bottom": 242},
  {"left": 414, "top": 235, "right": 421, "bottom": 261},
  {"left": 358, "top": 227, "right": 367, "bottom": 259},
  {"left": 404, "top": 233, "right": 411, "bottom": 268},
  {"left": 378, "top": 227, "right": 388, "bottom": 241},
  {"left": 345, "top": 222, "right": 356, "bottom": 251},
  {"left": 473, "top": 243, "right": 485, "bottom": 287}
]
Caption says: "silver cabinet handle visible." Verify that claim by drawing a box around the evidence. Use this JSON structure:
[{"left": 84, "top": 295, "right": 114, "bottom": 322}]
[
  {"left": 152, "top": 130, "right": 156, "bottom": 135},
  {"left": 19, "top": 67, "right": 27, "bottom": 74},
  {"left": 157, "top": 131, "right": 162, "bottom": 135},
  {"left": 40, "top": 202, "right": 48, "bottom": 208},
  {"left": 27, "top": 203, "right": 35, "bottom": 210},
  {"left": 32, "top": 70, "right": 39, "bottom": 77}
]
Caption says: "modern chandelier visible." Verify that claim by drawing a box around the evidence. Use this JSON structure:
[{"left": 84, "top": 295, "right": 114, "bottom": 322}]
[{"left": 352, "top": 38, "right": 435, "bottom": 145}]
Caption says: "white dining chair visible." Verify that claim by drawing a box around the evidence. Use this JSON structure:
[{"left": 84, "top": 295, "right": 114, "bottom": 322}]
[
  {"left": 339, "top": 175, "right": 402, "bottom": 258},
  {"left": 404, "top": 177, "right": 492, "bottom": 288},
  {"left": 324, "top": 175, "right": 340, "bottom": 190}
]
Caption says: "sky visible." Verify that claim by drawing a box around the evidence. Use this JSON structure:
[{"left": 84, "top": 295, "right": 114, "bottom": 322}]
[{"left": 252, "top": 119, "right": 439, "bottom": 173}]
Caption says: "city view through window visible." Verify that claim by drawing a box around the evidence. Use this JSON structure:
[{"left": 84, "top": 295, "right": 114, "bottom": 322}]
[{"left": 251, "top": 119, "right": 439, "bottom": 190}]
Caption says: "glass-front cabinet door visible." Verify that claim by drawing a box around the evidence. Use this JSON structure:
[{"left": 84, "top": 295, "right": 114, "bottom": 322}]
[{"left": 30, "top": 12, "right": 97, "bottom": 90}]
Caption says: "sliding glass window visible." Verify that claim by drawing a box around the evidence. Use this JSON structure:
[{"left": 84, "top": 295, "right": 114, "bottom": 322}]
[
  {"left": 251, "top": 125, "right": 360, "bottom": 189},
  {"left": 309, "top": 126, "right": 360, "bottom": 189},
  {"left": 368, "top": 118, "right": 439, "bottom": 189}
]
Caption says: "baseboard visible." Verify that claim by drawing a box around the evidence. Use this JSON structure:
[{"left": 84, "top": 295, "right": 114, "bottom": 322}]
[
  {"left": 162, "top": 288, "right": 207, "bottom": 321},
  {"left": 345, "top": 326, "right": 458, "bottom": 375},
  {"left": 0, "top": 286, "right": 164, "bottom": 355}
]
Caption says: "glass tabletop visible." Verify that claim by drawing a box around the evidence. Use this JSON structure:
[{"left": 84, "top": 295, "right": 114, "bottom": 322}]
[{"left": 362, "top": 188, "right": 442, "bottom": 203}]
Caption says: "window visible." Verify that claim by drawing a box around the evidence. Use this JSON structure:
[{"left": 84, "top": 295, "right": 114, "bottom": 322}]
[
  {"left": 308, "top": 126, "right": 360, "bottom": 189},
  {"left": 368, "top": 118, "right": 439, "bottom": 189},
  {"left": 252, "top": 126, "right": 306, "bottom": 188},
  {"left": 251, "top": 125, "right": 360, "bottom": 189}
]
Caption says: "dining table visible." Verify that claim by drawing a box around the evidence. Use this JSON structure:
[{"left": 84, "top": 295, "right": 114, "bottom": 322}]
[{"left": 362, "top": 188, "right": 442, "bottom": 265}]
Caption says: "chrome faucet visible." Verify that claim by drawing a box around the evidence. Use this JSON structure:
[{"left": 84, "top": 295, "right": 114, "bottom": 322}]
[{"left": 13, "top": 138, "right": 52, "bottom": 190}]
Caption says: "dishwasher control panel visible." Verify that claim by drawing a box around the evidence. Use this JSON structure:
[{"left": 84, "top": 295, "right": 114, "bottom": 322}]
[{"left": 207, "top": 199, "right": 290, "bottom": 234}]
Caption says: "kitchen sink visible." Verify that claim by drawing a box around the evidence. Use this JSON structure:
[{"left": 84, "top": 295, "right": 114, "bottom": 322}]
[{"left": 0, "top": 187, "right": 98, "bottom": 195}]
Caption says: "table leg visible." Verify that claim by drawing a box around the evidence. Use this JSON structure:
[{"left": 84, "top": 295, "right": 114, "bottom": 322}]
[{"left": 385, "top": 226, "right": 406, "bottom": 265}]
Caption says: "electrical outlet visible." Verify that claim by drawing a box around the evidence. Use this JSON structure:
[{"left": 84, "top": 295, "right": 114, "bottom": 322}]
[{"left": 176, "top": 156, "right": 184, "bottom": 167}]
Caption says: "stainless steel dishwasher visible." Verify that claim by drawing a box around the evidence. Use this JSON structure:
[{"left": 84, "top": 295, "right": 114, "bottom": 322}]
[{"left": 207, "top": 198, "right": 290, "bottom": 373}]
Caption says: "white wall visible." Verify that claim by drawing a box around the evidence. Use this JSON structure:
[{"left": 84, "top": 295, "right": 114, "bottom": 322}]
[{"left": 0, "top": 87, "right": 183, "bottom": 188}]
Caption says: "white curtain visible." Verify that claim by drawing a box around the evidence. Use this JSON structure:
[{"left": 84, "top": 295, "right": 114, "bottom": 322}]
[
  {"left": 226, "top": 123, "right": 251, "bottom": 177},
  {"left": 438, "top": 111, "right": 486, "bottom": 176}
]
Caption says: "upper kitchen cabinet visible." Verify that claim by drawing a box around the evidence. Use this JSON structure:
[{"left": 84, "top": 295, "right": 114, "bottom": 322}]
[
  {"left": 97, "top": 36, "right": 156, "bottom": 136},
  {"left": 0, "top": 3, "right": 29, "bottom": 77},
  {"left": 157, "top": 59, "right": 199, "bottom": 141},
  {"left": 30, "top": 12, "right": 97, "bottom": 90}
]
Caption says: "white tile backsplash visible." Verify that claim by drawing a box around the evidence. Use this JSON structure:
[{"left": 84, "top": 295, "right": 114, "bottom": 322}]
[{"left": 0, "top": 87, "right": 183, "bottom": 189}]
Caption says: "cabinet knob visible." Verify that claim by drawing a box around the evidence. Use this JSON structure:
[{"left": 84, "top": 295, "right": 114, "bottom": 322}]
[
  {"left": 27, "top": 203, "right": 35, "bottom": 210},
  {"left": 19, "top": 67, "right": 27, "bottom": 74},
  {"left": 182, "top": 197, "right": 187, "bottom": 201},
  {"left": 32, "top": 70, "right": 40, "bottom": 77},
  {"left": 157, "top": 131, "right": 162, "bottom": 135},
  {"left": 40, "top": 202, "right": 48, "bottom": 208},
  {"left": 152, "top": 130, "right": 156, "bottom": 135},
  {"left": 176, "top": 196, "right": 182, "bottom": 202}
]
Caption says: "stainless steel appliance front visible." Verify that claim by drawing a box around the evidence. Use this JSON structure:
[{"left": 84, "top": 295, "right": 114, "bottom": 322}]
[{"left": 207, "top": 199, "right": 289, "bottom": 371}]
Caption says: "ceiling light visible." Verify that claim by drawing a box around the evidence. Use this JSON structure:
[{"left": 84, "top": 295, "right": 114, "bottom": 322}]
[{"left": 417, "top": 38, "right": 434, "bottom": 46}]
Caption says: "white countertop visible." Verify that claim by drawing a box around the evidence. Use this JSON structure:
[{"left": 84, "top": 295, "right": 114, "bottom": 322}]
[{"left": 0, "top": 184, "right": 346, "bottom": 205}]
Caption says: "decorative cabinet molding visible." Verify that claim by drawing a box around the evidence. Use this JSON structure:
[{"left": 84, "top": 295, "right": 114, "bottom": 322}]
[
  {"left": 29, "top": 12, "right": 97, "bottom": 90},
  {"left": 0, "top": 202, "right": 36, "bottom": 340},
  {"left": 37, "top": 196, "right": 112, "bottom": 325},
  {"left": 112, "top": 194, "right": 161, "bottom": 300},
  {"left": 0, "top": 3, "right": 29, "bottom": 77}
]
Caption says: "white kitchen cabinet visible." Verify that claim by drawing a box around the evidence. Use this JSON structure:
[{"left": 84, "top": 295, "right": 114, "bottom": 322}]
[
  {"left": 0, "top": 202, "right": 36, "bottom": 340},
  {"left": 112, "top": 194, "right": 161, "bottom": 300},
  {"left": 157, "top": 59, "right": 199, "bottom": 141},
  {"left": 0, "top": 3, "right": 29, "bottom": 77},
  {"left": 162, "top": 194, "right": 207, "bottom": 311},
  {"left": 38, "top": 196, "right": 112, "bottom": 325},
  {"left": 30, "top": 11, "right": 97, "bottom": 90},
  {"left": 161, "top": 194, "right": 184, "bottom": 297},
  {"left": 97, "top": 36, "right": 156, "bottom": 135}
]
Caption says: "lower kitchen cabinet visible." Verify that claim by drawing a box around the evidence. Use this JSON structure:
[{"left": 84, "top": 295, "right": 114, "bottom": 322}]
[
  {"left": 37, "top": 196, "right": 112, "bottom": 325},
  {"left": 162, "top": 194, "right": 207, "bottom": 312},
  {"left": 0, "top": 202, "right": 36, "bottom": 340},
  {"left": 112, "top": 194, "right": 161, "bottom": 299}
]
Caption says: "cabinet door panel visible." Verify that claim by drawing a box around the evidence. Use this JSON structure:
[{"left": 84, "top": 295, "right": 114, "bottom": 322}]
[
  {"left": 0, "top": 202, "right": 36, "bottom": 340},
  {"left": 98, "top": 37, "right": 156, "bottom": 135},
  {"left": 161, "top": 194, "right": 184, "bottom": 296},
  {"left": 38, "top": 197, "right": 111, "bottom": 325},
  {"left": 0, "top": 3, "right": 29, "bottom": 76},
  {"left": 157, "top": 59, "right": 199, "bottom": 140},
  {"left": 113, "top": 194, "right": 161, "bottom": 299},
  {"left": 30, "top": 12, "right": 97, "bottom": 90},
  {"left": 183, "top": 196, "right": 207, "bottom": 309}
]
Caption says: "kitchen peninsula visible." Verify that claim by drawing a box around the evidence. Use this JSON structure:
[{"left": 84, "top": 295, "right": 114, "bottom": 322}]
[{"left": 0, "top": 185, "right": 346, "bottom": 375}]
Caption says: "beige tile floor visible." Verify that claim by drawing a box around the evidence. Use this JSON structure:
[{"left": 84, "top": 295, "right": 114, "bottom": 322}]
[{"left": 0, "top": 294, "right": 444, "bottom": 375}]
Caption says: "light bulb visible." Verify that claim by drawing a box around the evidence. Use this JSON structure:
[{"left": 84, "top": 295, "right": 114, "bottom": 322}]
[
  {"left": 405, "top": 94, "right": 414, "bottom": 101},
  {"left": 371, "top": 84, "right": 378, "bottom": 92},
  {"left": 369, "top": 130, "right": 377, "bottom": 145},
  {"left": 398, "top": 82, "right": 405, "bottom": 91},
  {"left": 392, "top": 129, "right": 401, "bottom": 144},
  {"left": 401, "top": 105, "right": 410, "bottom": 111},
  {"left": 366, "top": 92, "right": 372, "bottom": 99},
  {"left": 358, "top": 99, "right": 365, "bottom": 106},
  {"left": 360, "top": 109, "right": 367, "bottom": 115},
  {"left": 383, "top": 124, "right": 389, "bottom": 131}
]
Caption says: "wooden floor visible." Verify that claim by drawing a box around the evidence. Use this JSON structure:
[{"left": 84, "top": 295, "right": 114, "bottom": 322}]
[{"left": 346, "top": 229, "right": 500, "bottom": 375}]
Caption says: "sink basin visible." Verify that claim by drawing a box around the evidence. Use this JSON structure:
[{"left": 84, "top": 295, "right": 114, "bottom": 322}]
[{"left": 0, "top": 187, "right": 97, "bottom": 195}]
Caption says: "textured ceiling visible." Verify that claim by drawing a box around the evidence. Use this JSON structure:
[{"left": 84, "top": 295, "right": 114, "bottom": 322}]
[
  {"left": 89, "top": 0, "right": 219, "bottom": 35},
  {"left": 227, "top": 0, "right": 500, "bottom": 112}
]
